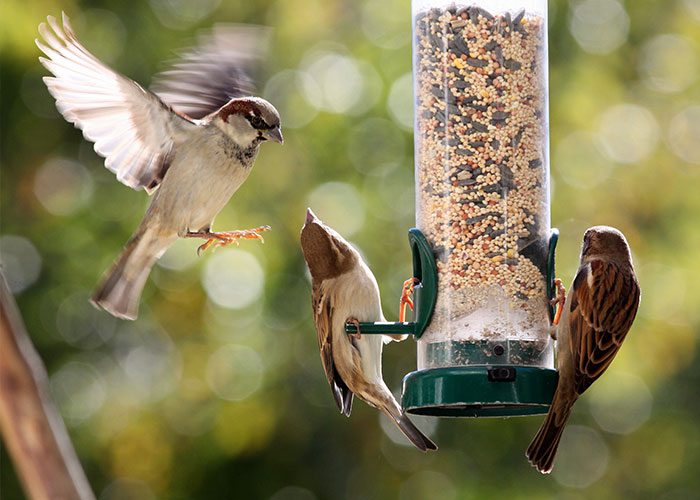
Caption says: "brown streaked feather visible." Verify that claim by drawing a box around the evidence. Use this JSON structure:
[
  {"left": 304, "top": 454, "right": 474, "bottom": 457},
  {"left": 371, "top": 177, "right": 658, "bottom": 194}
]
[
  {"left": 526, "top": 389, "right": 574, "bottom": 473},
  {"left": 312, "top": 285, "right": 353, "bottom": 417},
  {"left": 569, "top": 260, "right": 640, "bottom": 394}
]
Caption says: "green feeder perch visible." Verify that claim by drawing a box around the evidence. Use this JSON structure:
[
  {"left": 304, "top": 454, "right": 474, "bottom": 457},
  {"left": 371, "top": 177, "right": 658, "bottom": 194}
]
[{"left": 347, "top": 0, "right": 559, "bottom": 417}]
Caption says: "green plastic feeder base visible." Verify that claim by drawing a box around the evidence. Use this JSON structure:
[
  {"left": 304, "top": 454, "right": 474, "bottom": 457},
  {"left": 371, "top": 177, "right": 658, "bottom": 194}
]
[{"left": 401, "top": 366, "right": 558, "bottom": 417}]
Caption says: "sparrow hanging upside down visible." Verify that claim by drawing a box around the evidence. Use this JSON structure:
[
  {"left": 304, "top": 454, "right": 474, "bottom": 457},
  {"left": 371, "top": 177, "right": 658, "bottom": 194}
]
[
  {"left": 301, "top": 209, "right": 437, "bottom": 452},
  {"left": 37, "top": 13, "right": 283, "bottom": 320},
  {"left": 526, "top": 226, "right": 641, "bottom": 473}
]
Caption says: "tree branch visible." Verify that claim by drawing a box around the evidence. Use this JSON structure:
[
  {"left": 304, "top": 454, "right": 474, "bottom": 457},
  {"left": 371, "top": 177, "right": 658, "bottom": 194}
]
[{"left": 0, "top": 272, "right": 95, "bottom": 500}]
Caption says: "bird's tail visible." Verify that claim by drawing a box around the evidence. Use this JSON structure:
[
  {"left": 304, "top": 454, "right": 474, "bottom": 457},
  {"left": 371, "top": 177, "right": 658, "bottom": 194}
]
[
  {"left": 378, "top": 388, "right": 437, "bottom": 452},
  {"left": 526, "top": 392, "right": 574, "bottom": 474},
  {"left": 393, "top": 412, "right": 438, "bottom": 452},
  {"left": 91, "top": 227, "right": 172, "bottom": 320}
]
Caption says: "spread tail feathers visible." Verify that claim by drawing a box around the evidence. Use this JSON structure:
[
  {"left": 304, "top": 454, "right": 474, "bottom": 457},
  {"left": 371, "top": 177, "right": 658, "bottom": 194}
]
[
  {"left": 526, "top": 394, "right": 574, "bottom": 473},
  {"left": 91, "top": 228, "right": 172, "bottom": 320}
]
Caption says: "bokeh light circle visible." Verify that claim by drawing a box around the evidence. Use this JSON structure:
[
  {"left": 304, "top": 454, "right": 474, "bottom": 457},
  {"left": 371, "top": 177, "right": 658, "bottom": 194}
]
[
  {"left": 56, "top": 292, "right": 117, "bottom": 349},
  {"left": 264, "top": 69, "right": 320, "bottom": 129},
  {"left": 597, "top": 104, "right": 659, "bottom": 164},
  {"left": 639, "top": 34, "right": 698, "bottom": 93},
  {"left": 112, "top": 325, "right": 181, "bottom": 402},
  {"left": 202, "top": 250, "right": 265, "bottom": 309},
  {"left": 0, "top": 235, "right": 42, "bottom": 294},
  {"left": 301, "top": 48, "right": 381, "bottom": 115},
  {"left": 667, "top": 106, "right": 700, "bottom": 164},
  {"left": 569, "top": 0, "right": 629, "bottom": 55},
  {"left": 683, "top": 0, "right": 700, "bottom": 20},
  {"left": 387, "top": 72, "right": 414, "bottom": 130},
  {"left": 157, "top": 240, "right": 199, "bottom": 271},
  {"left": 552, "top": 425, "right": 610, "bottom": 488},
  {"left": 34, "top": 158, "right": 94, "bottom": 216},
  {"left": 307, "top": 182, "right": 365, "bottom": 237},
  {"left": 588, "top": 372, "right": 653, "bottom": 435},
  {"left": 50, "top": 361, "right": 106, "bottom": 426},
  {"left": 205, "top": 344, "right": 264, "bottom": 401}
]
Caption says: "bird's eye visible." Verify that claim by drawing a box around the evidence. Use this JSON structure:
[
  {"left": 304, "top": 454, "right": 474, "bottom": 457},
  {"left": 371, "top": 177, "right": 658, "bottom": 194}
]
[{"left": 249, "top": 115, "right": 266, "bottom": 129}]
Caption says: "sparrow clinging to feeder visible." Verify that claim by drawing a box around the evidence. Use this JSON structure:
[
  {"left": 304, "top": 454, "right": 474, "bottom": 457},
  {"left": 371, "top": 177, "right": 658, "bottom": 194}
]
[
  {"left": 300, "top": 209, "right": 437, "bottom": 452},
  {"left": 37, "top": 14, "right": 283, "bottom": 320},
  {"left": 526, "top": 226, "right": 640, "bottom": 473}
]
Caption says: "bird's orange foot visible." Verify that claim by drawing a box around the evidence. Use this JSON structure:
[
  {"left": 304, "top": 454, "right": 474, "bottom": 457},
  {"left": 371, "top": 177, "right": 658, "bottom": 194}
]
[
  {"left": 185, "top": 226, "right": 271, "bottom": 256},
  {"left": 399, "top": 278, "right": 419, "bottom": 323},
  {"left": 347, "top": 318, "right": 362, "bottom": 340},
  {"left": 550, "top": 278, "right": 566, "bottom": 326}
]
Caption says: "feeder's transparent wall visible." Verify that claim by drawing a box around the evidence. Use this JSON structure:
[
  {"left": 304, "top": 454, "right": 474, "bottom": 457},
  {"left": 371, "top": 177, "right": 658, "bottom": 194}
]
[{"left": 413, "top": 0, "right": 553, "bottom": 369}]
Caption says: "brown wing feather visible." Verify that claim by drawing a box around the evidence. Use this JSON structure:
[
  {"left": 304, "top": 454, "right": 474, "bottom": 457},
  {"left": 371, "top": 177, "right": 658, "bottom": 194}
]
[
  {"left": 151, "top": 25, "right": 270, "bottom": 119},
  {"left": 312, "top": 285, "right": 353, "bottom": 416},
  {"left": 569, "top": 260, "right": 640, "bottom": 394}
]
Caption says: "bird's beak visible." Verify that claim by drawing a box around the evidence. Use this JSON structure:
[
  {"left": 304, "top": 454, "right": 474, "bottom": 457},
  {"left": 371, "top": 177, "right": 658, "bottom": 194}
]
[
  {"left": 264, "top": 126, "right": 284, "bottom": 144},
  {"left": 305, "top": 208, "right": 317, "bottom": 225}
]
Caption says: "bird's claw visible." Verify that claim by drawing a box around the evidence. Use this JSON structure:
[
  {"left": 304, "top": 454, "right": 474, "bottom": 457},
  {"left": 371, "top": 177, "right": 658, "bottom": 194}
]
[
  {"left": 347, "top": 318, "right": 361, "bottom": 340},
  {"left": 185, "top": 226, "right": 272, "bottom": 256},
  {"left": 550, "top": 278, "right": 566, "bottom": 326},
  {"left": 399, "top": 278, "right": 419, "bottom": 323},
  {"left": 196, "top": 238, "right": 216, "bottom": 256}
]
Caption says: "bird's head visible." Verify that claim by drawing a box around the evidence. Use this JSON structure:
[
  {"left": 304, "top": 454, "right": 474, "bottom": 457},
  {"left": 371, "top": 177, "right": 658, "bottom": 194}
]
[
  {"left": 581, "top": 226, "right": 632, "bottom": 263},
  {"left": 215, "top": 96, "right": 283, "bottom": 147},
  {"left": 301, "top": 208, "right": 359, "bottom": 282}
]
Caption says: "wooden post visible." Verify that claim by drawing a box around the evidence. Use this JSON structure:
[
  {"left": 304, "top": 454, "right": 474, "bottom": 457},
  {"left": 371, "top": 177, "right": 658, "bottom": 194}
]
[{"left": 0, "top": 273, "right": 95, "bottom": 500}]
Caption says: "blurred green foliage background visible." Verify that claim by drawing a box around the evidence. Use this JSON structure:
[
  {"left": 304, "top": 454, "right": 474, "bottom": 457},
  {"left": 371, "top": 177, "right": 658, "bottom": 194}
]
[{"left": 1, "top": 0, "right": 700, "bottom": 498}]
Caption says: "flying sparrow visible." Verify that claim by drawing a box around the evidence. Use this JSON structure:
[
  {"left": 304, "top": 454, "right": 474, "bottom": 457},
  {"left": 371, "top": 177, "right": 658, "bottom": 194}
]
[
  {"left": 37, "top": 14, "right": 283, "bottom": 320},
  {"left": 300, "top": 209, "right": 437, "bottom": 452},
  {"left": 526, "top": 226, "right": 641, "bottom": 473}
]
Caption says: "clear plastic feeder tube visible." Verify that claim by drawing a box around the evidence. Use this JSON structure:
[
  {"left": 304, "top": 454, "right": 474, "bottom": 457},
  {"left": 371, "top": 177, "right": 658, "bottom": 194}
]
[{"left": 413, "top": 0, "right": 553, "bottom": 369}]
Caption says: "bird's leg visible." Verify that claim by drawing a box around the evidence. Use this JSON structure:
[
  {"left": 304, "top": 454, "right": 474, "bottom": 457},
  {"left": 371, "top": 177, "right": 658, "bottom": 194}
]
[
  {"left": 184, "top": 225, "right": 271, "bottom": 256},
  {"left": 399, "top": 278, "right": 419, "bottom": 323},
  {"left": 550, "top": 278, "right": 566, "bottom": 328},
  {"left": 347, "top": 317, "right": 362, "bottom": 340}
]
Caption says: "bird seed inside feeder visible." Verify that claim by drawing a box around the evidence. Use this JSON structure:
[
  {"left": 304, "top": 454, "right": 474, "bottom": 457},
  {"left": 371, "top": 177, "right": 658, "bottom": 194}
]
[{"left": 414, "top": 4, "right": 553, "bottom": 368}]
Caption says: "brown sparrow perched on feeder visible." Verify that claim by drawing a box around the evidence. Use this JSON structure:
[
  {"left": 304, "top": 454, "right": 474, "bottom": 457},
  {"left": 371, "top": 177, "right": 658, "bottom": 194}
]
[
  {"left": 37, "top": 14, "right": 283, "bottom": 320},
  {"left": 300, "top": 209, "right": 437, "bottom": 452},
  {"left": 527, "top": 226, "right": 640, "bottom": 473}
]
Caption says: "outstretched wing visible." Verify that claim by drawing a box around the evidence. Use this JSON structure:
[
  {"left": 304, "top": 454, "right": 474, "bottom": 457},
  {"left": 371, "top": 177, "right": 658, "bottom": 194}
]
[
  {"left": 151, "top": 24, "right": 271, "bottom": 119},
  {"left": 568, "top": 260, "right": 640, "bottom": 394},
  {"left": 37, "top": 13, "right": 197, "bottom": 193},
  {"left": 312, "top": 285, "right": 354, "bottom": 417}
]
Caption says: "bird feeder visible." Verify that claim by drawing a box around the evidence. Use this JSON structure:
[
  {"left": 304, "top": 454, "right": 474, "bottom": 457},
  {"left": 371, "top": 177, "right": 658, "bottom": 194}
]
[{"left": 347, "top": 0, "right": 559, "bottom": 417}]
